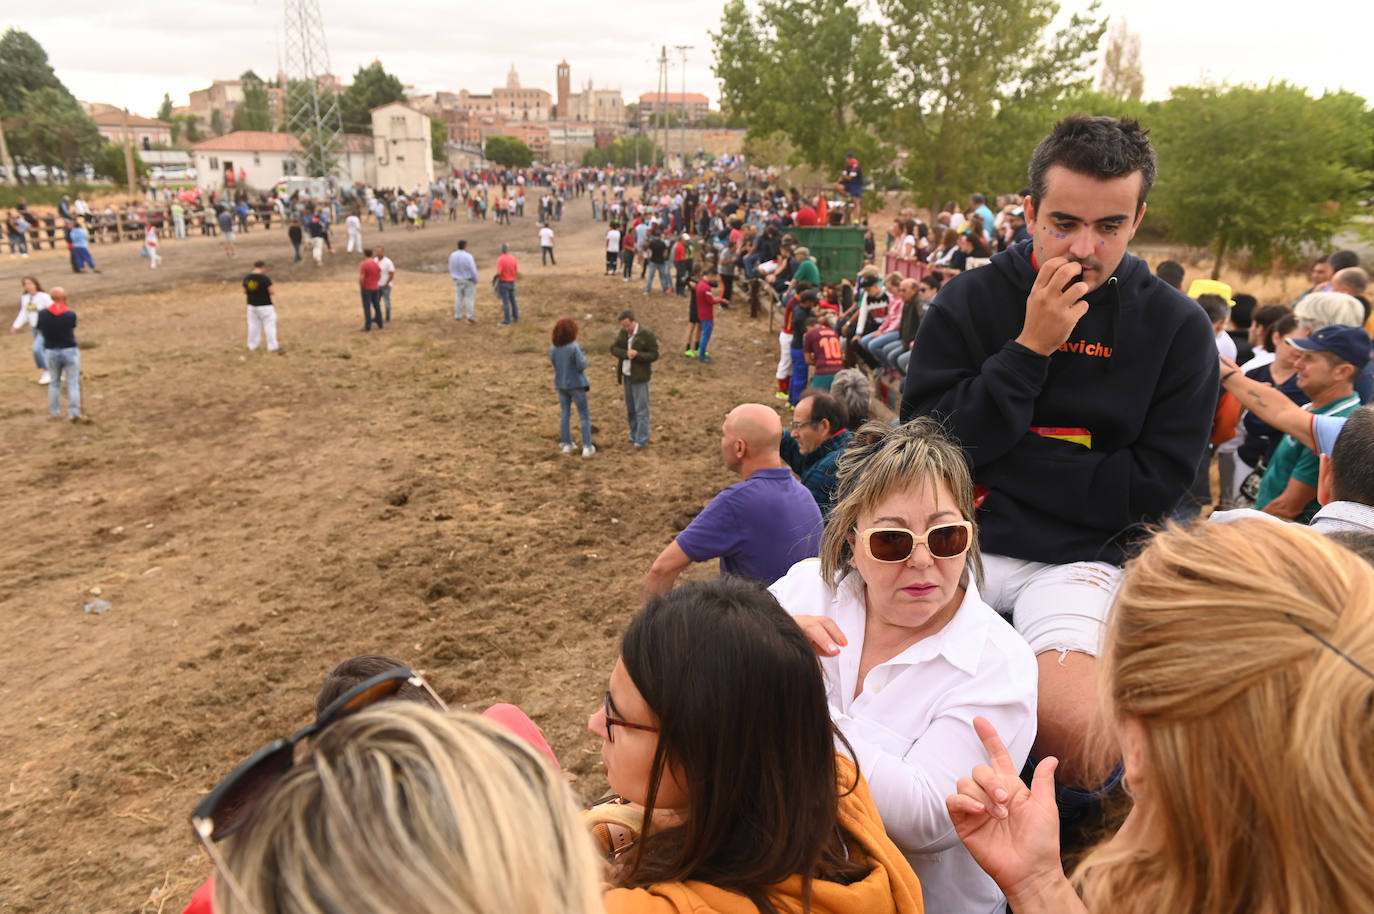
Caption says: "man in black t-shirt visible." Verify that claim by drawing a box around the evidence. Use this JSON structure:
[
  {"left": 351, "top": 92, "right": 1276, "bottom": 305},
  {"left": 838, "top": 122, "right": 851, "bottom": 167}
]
[
  {"left": 643, "top": 229, "right": 670, "bottom": 294},
  {"left": 242, "top": 261, "right": 280, "bottom": 353}
]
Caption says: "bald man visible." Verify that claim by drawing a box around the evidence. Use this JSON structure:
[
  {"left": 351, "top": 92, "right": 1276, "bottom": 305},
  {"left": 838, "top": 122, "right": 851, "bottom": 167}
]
[{"left": 644, "top": 403, "right": 823, "bottom": 599}]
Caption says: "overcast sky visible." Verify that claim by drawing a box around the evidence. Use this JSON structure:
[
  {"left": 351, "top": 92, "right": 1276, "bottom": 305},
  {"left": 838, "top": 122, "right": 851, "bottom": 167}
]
[{"left": 7, "top": 0, "right": 1371, "bottom": 116}]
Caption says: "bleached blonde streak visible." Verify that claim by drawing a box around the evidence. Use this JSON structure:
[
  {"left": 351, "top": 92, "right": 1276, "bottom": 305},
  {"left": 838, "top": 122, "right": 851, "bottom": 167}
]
[
  {"left": 820, "top": 417, "right": 979, "bottom": 587},
  {"left": 218, "top": 705, "right": 604, "bottom": 914},
  {"left": 1074, "top": 520, "right": 1374, "bottom": 914}
]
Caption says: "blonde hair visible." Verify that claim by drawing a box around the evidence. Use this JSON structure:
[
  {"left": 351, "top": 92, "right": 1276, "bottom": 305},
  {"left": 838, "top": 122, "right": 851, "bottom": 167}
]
[
  {"left": 1073, "top": 520, "right": 1374, "bottom": 914},
  {"left": 218, "top": 705, "right": 604, "bottom": 914},
  {"left": 819, "top": 417, "right": 979, "bottom": 585}
]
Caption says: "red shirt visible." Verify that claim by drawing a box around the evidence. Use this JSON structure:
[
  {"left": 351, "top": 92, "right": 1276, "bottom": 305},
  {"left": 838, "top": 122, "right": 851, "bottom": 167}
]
[
  {"left": 359, "top": 259, "right": 381, "bottom": 290},
  {"left": 673, "top": 241, "right": 689, "bottom": 262},
  {"left": 804, "top": 325, "right": 844, "bottom": 375},
  {"left": 496, "top": 253, "right": 518, "bottom": 282},
  {"left": 695, "top": 278, "right": 720, "bottom": 322}
]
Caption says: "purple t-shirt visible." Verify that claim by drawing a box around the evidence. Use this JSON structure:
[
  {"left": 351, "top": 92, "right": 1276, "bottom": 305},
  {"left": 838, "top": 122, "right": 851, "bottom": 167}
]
[{"left": 676, "top": 467, "right": 823, "bottom": 585}]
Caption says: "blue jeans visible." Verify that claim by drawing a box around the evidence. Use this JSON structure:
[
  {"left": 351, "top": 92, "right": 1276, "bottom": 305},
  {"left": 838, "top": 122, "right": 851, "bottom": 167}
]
[
  {"left": 497, "top": 281, "right": 518, "bottom": 323},
  {"left": 541, "top": 245, "right": 555, "bottom": 265},
  {"left": 46, "top": 347, "right": 80, "bottom": 417},
  {"left": 558, "top": 387, "right": 593, "bottom": 447},
  {"left": 788, "top": 347, "right": 809, "bottom": 404},
  {"left": 10, "top": 232, "right": 28, "bottom": 254},
  {"left": 623, "top": 380, "right": 650, "bottom": 446},
  {"left": 73, "top": 247, "right": 95, "bottom": 271},
  {"left": 361, "top": 288, "right": 383, "bottom": 329},
  {"left": 698, "top": 319, "right": 715, "bottom": 359},
  {"left": 863, "top": 330, "right": 900, "bottom": 368},
  {"left": 381, "top": 285, "right": 392, "bottom": 321},
  {"left": 644, "top": 261, "right": 670, "bottom": 292},
  {"left": 29, "top": 326, "right": 46, "bottom": 370},
  {"left": 453, "top": 278, "right": 476, "bottom": 320}
]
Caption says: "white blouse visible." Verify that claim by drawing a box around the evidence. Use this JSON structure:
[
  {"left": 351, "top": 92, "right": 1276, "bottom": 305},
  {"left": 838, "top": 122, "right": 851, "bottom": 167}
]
[{"left": 770, "top": 559, "right": 1038, "bottom": 914}]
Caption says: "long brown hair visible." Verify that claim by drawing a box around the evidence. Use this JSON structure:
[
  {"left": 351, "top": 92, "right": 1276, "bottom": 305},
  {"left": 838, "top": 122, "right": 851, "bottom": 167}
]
[
  {"left": 1074, "top": 520, "right": 1374, "bottom": 913},
  {"left": 616, "top": 578, "right": 868, "bottom": 912}
]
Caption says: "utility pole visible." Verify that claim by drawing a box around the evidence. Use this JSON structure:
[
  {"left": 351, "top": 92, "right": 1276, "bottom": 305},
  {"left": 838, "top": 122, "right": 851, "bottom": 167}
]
[
  {"left": 656, "top": 45, "right": 668, "bottom": 169},
  {"left": 675, "top": 45, "right": 693, "bottom": 171},
  {"left": 121, "top": 108, "right": 137, "bottom": 198},
  {"left": 0, "top": 116, "right": 15, "bottom": 185}
]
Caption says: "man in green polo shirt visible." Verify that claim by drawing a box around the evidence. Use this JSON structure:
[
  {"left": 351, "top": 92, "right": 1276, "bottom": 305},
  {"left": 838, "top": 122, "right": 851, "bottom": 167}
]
[
  {"left": 791, "top": 246, "right": 820, "bottom": 290},
  {"left": 1253, "top": 325, "right": 1368, "bottom": 522}
]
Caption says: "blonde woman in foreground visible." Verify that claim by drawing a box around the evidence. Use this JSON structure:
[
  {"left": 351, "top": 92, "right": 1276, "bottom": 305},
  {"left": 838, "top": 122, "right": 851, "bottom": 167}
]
[
  {"left": 208, "top": 702, "right": 604, "bottom": 914},
  {"left": 948, "top": 520, "right": 1374, "bottom": 913}
]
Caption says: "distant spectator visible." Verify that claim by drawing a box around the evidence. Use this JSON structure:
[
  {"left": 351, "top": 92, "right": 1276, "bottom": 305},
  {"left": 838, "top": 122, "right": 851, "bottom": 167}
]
[
  {"left": 830, "top": 369, "right": 873, "bottom": 427},
  {"left": 550, "top": 317, "right": 594, "bottom": 458},
  {"left": 35, "top": 287, "right": 81, "bottom": 421},
  {"left": 1155, "top": 259, "right": 1184, "bottom": 290},
  {"left": 778, "top": 389, "right": 852, "bottom": 519},
  {"left": 1330, "top": 266, "right": 1370, "bottom": 324}
]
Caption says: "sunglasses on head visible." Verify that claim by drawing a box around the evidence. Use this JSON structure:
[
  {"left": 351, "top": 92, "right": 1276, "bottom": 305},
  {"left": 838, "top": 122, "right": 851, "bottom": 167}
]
[
  {"left": 860, "top": 520, "right": 972, "bottom": 562},
  {"left": 190, "top": 666, "right": 444, "bottom": 843}
]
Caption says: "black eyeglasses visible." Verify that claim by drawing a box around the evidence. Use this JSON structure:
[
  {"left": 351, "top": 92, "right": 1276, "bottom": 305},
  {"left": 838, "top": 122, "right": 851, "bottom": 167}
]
[
  {"left": 603, "top": 691, "right": 659, "bottom": 744},
  {"left": 191, "top": 666, "right": 443, "bottom": 842}
]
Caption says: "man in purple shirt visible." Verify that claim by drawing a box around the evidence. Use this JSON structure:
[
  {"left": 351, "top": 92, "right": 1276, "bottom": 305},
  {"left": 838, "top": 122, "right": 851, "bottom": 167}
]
[{"left": 643, "top": 403, "right": 822, "bottom": 599}]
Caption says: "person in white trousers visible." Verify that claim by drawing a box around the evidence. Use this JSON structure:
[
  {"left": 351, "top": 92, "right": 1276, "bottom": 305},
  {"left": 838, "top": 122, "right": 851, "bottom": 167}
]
[
  {"left": 345, "top": 212, "right": 362, "bottom": 253},
  {"left": 242, "top": 261, "right": 280, "bottom": 353},
  {"left": 145, "top": 225, "right": 160, "bottom": 269}
]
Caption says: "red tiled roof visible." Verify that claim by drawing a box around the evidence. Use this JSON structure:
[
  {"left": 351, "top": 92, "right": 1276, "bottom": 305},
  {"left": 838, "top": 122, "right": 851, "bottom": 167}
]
[
  {"left": 90, "top": 111, "right": 171, "bottom": 128},
  {"left": 191, "top": 131, "right": 303, "bottom": 153}
]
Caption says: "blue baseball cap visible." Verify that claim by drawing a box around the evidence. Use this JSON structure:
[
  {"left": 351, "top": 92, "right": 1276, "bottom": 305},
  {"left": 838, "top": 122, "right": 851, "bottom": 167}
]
[{"left": 1286, "top": 325, "right": 1372, "bottom": 369}]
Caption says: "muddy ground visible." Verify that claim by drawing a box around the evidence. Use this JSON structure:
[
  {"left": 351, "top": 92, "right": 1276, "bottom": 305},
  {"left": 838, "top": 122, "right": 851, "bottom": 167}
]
[{"left": 0, "top": 196, "right": 788, "bottom": 913}]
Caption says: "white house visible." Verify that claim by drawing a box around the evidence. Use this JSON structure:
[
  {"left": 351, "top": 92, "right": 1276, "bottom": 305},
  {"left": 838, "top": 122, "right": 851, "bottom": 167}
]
[
  {"left": 371, "top": 102, "right": 434, "bottom": 191},
  {"left": 191, "top": 131, "right": 302, "bottom": 191}
]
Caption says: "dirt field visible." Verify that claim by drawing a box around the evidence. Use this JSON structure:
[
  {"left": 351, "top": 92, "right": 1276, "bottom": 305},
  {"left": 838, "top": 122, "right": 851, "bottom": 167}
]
[{"left": 0, "top": 198, "right": 775, "bottom": 913}]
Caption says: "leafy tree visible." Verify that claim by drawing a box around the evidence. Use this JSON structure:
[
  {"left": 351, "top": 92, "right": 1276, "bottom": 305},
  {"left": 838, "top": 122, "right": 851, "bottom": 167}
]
[
  {"left": 431, "top": 119, "right": 448, "bottom": 164},
  {"left": 1150, "top": 83, "right": 1371, "bottom": 277},
  {"left": 7, "top": 87, "right": 101, "bottom": 183},
  {"left": 210, "top": 107, "right": 226, "bottom": 136},
  {"left": 484, "top": 135, "right": 534, "bottom": 167},
  {"left": 711, "top": 0, "right": 891, "bottom": 174},
  {"left": 157, "top": 93, "right": 174, "bottom": 122},
  {"left": 92, "top": 142, "right": 145, "bottom": 186},
  {"left": 180, "top": 113, "right": 202, "bottom": 143},
  {"left": 1098, "top": 19, "right": 1145, "bottom": 101},
  {"left": 233, "top": 75, "right": 273, "bottom": 131},
  {"left": 0, "top": 28, "right": 73, "bottom": 117},
  {"left": 583, "top": 135, "right": 658, "bottom": 168},
  {"left": 339, "top": 62, "right": 406, "bottom": 134},
  {"left": 881, "top": 0, "right": 1107, "bottom": 212}
]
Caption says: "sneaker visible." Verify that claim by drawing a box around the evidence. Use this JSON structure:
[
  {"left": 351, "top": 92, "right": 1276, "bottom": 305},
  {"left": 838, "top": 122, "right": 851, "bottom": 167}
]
[
  {"left": 37, "top": 371, "right": 50, "bottom": 384},
  {"left": 582, "top": 445, "right": 596, "bottom": 457},
  {"left": 774, "top": 391, "right": 789, "bottom": 400},
  {"left": 698, "top": 354, "right": 714, "bottom": 364},
  {"left": 560, "top": 443, "right": 576, "bottom": 455},
  {"left": 684, "top": 349, "right": 697, "bottom": 358}
]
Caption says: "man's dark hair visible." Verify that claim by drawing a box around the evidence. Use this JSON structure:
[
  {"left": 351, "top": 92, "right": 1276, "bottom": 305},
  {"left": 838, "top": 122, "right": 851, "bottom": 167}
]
[
  {"left": 1028, "top": 115, "right": 1156, "bottom": 210},
  {"left": 1156, "top": 260, "right": 1185, "bottom": 290},
  {"left": 1196, "top": 293, "right": 1230, "bottom": 325},
  {"left": 315, "top": 654, "right": 443, "bottom": 716},
  {"left": 252, "top": 260, "right": 266, "bottom": 268},
  {"left": 362, "top": 248, "right": 373, "bottom": 258},
  {"left": 618, "top": 309, "right": 636, "bottom": 322},
  {"left": 1231, "top": 294, "right": 1257, "bottom": 329},
  {"left": 1328, "top": 250, "right": 1360, "bottom": 272},
  {"left": 920, "top": 273, "right": 944, "bottom": 292},
  {"left": 798, "top": 389, "right": 849, "bottom": 434},
  {"left": 971, "top": 193, "right": 986, "bottom": 205},
  {"left": 1330, "top": 406, "right": 1374, "bottom": 506},
  {"left": 457, "top": 239, "right": 467, "bottom": 250}
]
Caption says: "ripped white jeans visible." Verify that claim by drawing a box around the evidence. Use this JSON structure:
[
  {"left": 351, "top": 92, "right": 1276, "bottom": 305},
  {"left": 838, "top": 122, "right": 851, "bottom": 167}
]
[{"left": 980, "top": 554, "right": 1122, "bottom": 657}]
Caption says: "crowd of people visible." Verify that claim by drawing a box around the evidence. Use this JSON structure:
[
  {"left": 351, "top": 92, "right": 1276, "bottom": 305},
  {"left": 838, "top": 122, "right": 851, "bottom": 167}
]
[{"left": 149, "top": 114, "right": 1374, "bottom": 914}]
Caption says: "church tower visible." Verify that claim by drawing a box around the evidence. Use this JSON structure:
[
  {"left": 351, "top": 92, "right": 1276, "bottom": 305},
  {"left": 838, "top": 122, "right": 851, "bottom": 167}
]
[
  {"left": 506, "top": 64, "right": 520, "bottom": 89},
  {"left": 556, "top": 60, "right": 570, "bottom": 119}
]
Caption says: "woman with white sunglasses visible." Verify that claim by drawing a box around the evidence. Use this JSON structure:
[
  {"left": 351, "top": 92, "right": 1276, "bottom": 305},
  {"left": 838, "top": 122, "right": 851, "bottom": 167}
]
[{"left": 770, "top": 417, "right": 1038, "bottom": 914}]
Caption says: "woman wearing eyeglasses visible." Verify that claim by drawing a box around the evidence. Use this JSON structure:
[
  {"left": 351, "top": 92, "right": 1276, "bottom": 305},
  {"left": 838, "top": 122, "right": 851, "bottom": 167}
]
[
  {"left": 588, "top": 576, "right": 925, "bottom": 914},
  {"left": 768, "top": 418, "right": 1037, "bottom": 914}
]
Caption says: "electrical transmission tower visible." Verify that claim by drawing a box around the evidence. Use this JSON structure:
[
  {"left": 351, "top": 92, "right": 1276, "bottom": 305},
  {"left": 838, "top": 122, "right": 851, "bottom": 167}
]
[{"left": 284, "top": 0, "right": 345, "bottom": 180}]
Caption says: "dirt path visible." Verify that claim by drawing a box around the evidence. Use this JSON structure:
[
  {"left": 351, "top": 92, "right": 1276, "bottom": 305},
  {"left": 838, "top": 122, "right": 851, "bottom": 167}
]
[{"left": 0, "top": 195, "right": 780, "bottom": 912}]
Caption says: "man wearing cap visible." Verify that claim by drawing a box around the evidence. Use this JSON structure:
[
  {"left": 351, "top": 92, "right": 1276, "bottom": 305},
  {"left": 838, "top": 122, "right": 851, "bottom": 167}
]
[{"left": 1220, "top": 325, "right": 1368, "bottom": 523}]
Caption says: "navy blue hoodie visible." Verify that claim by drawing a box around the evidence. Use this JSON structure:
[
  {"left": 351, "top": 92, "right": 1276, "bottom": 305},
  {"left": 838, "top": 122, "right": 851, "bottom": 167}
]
[{"left": 900, "top": 240, "right": 1217, "bottom": 566}]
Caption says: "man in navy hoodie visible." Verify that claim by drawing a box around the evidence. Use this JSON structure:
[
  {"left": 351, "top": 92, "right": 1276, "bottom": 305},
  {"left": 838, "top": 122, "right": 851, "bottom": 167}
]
[{"left": 900, "top": 116, "right": 1217, "bottom": 791}]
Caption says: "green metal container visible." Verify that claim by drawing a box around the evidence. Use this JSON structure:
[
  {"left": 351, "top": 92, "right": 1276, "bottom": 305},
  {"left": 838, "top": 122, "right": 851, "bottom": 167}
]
[{"left": 792, "top": 226, "right": 866, "bottom": 284}]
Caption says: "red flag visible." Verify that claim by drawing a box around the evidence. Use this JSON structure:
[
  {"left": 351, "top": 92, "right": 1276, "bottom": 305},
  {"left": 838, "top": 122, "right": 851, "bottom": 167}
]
[{"left": 816, "top": 191, "right": 829, "bottom": 226}]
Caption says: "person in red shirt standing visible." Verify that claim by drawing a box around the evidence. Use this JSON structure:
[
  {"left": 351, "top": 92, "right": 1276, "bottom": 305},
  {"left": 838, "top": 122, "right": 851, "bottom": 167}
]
[
  {"left": 672, "top": 233, "right": 694, "bottom": 297},
  {"left": 495, "top": 243, "right": 520, "bottom": 325},
  {"left": 803, "top": 311, "right": 845, "bottom": 390},
  {"left": 693, "top": 270, "right": 726, "bottom": 364},
  {"left": 359, "top": 248, "right": 383, "bottom": 331}
]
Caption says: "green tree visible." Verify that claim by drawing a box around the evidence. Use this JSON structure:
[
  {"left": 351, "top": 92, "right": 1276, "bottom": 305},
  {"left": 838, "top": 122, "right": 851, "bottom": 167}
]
[
  {"left": 881, "top": 0, "right": 1107, "bottom": 212},
  {"left": 711, "top": 0, "right": 891, "bottom": 174},
  {"left": 431, "top": 119, "right": 448, "bottom": 164},
  {"left": 339, "top": 62, "right": 406, "bottom": 134},
  {"left": 210, "top": 107, "right": 226, "bottom": 136},
  {"left": 7, "top": 87, "right": 101, "bottom": 183},
  {"left": 179, "top": 113, "right": 202, "bottom": 143},
  {"left": 583, "top": 135, "right": 658, "bottom": 168},
  {"left": 91, "top": 142, "right": 145, "bottom": 186},
  {"left": 157, "top": 93, "right": 174, "bottom": 122},
  {"left": 484, "top": 135, "right": 534, "bottom": 167},
  {"left": 1150, "top": 83, "right": 1371, "bottom": 278},
  {"left": 232, "top": 74, "right": 273, "bottom": 131},
  {"left": 0, "top": 28, "right": 73, "bottom": 117}
]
